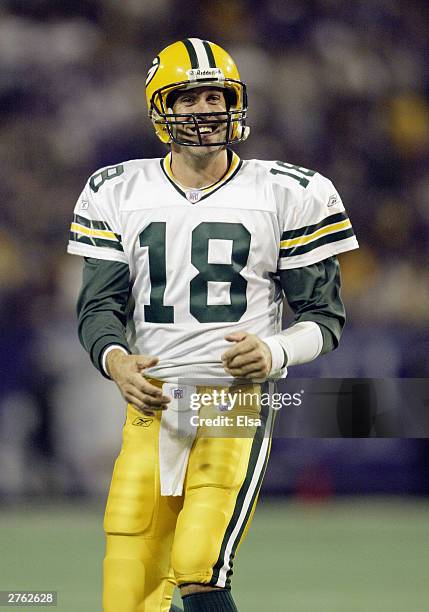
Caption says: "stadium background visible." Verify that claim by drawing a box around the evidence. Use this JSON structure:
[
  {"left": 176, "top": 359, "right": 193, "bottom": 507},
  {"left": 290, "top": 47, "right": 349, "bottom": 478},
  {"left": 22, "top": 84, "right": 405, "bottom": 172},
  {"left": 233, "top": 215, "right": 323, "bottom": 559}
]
[{"left": 0, "top": 1, "right": 428, "bottom": 610}]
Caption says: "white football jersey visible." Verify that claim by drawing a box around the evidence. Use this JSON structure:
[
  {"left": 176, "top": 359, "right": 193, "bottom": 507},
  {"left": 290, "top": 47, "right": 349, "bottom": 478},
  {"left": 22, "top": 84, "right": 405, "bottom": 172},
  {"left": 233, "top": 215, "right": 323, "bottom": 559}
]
[{"left": 68, "top": 152, "right": 358, "bottom": 380}]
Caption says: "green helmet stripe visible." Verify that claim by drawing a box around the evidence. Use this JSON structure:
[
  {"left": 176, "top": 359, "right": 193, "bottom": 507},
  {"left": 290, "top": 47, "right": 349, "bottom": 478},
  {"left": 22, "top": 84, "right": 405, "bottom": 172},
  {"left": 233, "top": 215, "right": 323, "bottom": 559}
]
[
  {"left": 182, "top": 39, "right": 199, "bottom": 68},
  {"left": 202, "top": 40, "right": 216, "bottom": 68}
]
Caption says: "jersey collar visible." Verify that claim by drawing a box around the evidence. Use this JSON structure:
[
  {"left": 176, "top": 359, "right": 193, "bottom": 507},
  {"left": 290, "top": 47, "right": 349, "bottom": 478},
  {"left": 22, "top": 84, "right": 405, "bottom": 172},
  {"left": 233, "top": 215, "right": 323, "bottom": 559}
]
[{"left": 160, "top": 149, "right": 242, "bottom": 203}]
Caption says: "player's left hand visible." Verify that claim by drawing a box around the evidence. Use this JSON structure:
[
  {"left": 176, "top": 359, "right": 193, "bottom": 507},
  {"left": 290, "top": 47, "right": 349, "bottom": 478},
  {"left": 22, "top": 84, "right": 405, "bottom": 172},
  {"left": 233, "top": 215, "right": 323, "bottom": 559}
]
[{"left": 221, "top": 332, "right": 272, "bottom": 379}]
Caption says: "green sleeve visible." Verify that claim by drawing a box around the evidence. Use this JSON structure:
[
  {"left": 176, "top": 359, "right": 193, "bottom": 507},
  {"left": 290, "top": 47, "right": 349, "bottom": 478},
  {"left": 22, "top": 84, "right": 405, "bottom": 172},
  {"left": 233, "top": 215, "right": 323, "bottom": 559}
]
[
  {"left": 77, "top": 257, "right": 131, "bottom": 377},
  {"left": 279, "top": 256, "right": 345, "bottom": 354}
]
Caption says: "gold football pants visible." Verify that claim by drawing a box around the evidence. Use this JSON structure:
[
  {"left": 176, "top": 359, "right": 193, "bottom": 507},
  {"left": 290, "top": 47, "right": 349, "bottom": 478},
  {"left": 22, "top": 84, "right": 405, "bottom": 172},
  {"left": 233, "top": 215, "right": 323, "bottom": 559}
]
[{"left": 103, "top": 382, "right": 274, "bottom": 612}]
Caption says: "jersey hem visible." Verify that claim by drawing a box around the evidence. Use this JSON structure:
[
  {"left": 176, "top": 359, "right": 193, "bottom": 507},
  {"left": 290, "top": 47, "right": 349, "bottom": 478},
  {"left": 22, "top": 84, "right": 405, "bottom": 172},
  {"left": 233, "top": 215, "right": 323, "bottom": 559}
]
[{"left": 143, "top": 363, "right": 287, "bottom": 382}]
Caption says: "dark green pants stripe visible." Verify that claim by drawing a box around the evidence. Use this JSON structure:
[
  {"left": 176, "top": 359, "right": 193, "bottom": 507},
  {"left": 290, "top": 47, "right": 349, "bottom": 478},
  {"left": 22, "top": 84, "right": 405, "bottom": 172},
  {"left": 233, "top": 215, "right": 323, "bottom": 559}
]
[{"left": 210, "top": 389, "right": 273, "bottom": 587}]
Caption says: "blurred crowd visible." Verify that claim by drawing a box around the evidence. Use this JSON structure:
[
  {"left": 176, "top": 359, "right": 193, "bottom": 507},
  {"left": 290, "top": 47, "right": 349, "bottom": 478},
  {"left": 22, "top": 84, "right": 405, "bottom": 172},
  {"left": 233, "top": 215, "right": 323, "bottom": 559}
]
[{"left": 0, "top": 0, "right": 428, "bottom": 497}]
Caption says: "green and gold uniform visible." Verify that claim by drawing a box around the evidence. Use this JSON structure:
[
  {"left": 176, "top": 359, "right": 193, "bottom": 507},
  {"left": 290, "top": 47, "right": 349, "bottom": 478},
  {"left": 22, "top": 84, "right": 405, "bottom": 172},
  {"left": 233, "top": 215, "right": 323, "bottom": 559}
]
[{"left": 68, "top": 151, "right": 357, "bottom": 611}]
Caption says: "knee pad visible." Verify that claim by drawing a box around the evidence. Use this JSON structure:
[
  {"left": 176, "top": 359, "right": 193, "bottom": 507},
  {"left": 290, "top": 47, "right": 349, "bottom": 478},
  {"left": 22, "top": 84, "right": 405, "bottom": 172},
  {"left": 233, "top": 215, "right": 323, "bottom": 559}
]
[
  {"left": 171, "top": 503, "right": 228, "bottom": 585},
  {"left": 104, "top": 449, "right": 158, "bottom": 534},
  {"left": 104, "top": 405, "right": 162, "bottom": 535},
  {"left": 104, "top": 533, "right": 177, "bottom": 612}
]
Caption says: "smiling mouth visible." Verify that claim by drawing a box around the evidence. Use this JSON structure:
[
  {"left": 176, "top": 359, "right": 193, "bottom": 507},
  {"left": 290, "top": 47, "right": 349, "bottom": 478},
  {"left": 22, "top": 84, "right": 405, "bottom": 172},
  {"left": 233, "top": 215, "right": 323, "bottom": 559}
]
[
  {"left": 174, "top": 122, "right": 226, "bottom": 144},
  {"left": 189, "top": 124, "right": 219, "bottom": 136}
]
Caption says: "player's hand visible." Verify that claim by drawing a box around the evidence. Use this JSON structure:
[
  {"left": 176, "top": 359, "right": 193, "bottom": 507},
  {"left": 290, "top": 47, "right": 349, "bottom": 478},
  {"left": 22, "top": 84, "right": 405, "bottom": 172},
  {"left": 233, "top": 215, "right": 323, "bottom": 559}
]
[
  {"left": 106, "top": 349, "right": 171, "bottom": 416},
  {"left": 221, "top": 332, "right": 272, "bottom": 380}
]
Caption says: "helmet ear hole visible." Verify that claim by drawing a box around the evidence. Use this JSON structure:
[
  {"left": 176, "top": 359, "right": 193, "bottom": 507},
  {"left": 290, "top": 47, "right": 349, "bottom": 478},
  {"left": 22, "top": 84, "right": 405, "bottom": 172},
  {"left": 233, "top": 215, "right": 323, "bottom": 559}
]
[
  {"left": 166, "top": 90, "right": 181, "bottom": 109},
  {"left": 224, "top": 88, "right": 236, "bottom": 110}
]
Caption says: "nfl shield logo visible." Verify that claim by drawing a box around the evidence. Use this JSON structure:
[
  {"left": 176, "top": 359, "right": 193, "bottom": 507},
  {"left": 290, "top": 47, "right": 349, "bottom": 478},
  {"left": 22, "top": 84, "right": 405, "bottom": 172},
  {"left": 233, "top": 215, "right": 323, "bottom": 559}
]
[
  {"left": 186, "top": 190, "right": 202, "bottom": 204},
  {"left": 173, "top": 388, "right": 184, "bottom": 399},
  {"left": 218, "top": 403, "right": 232, "bottom": 412}
]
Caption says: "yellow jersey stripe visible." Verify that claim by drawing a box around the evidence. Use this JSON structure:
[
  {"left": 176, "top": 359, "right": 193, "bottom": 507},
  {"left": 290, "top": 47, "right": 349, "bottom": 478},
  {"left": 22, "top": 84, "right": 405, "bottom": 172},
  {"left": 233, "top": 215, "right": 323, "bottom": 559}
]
[
  {"left": 280, "top": 219, "right": 352, "bottom": 248},
  {"left": 71, "top": 223, "right": 118, "bottom": 241}
]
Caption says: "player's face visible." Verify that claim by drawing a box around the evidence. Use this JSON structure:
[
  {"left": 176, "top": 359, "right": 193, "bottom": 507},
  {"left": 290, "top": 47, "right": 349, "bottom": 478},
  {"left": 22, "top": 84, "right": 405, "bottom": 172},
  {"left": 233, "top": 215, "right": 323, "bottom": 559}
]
[{"left": 171, "top": 87, "right": 228, "bottom": 149}]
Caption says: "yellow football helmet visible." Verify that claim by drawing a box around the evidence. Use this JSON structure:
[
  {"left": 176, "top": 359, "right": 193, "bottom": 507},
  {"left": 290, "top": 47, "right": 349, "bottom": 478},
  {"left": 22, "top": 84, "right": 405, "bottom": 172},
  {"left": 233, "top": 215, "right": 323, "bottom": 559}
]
[{"left": 145, "top": 38, "right": 249, "bottom": 146}]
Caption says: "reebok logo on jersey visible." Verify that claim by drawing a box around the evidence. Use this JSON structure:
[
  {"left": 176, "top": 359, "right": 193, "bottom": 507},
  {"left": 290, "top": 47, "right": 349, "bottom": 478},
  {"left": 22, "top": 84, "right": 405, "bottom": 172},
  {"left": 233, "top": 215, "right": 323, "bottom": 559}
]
[
  {"left": 81, "top": 198, "right": 89, "bottom": 210},
  {"left": 132, "top": 417, "right": 153, "bottom": 427},
  {"left": 327, "top": 194, "right": 340, "bottom": 208}
]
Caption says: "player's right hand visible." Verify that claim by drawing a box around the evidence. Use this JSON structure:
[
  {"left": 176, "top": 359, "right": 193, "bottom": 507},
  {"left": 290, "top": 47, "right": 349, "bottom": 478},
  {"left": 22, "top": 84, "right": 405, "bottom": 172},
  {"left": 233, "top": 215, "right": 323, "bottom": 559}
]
[{"left": 106, "top": 349, "right": 171, "bottom": 416}]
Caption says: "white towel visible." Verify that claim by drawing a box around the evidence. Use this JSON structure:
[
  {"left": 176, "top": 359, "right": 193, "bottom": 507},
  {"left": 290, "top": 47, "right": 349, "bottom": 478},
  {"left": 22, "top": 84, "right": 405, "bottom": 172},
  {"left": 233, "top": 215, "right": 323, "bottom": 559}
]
[{"left": 159, "top": 382, "right": 198, "bottom": 496}]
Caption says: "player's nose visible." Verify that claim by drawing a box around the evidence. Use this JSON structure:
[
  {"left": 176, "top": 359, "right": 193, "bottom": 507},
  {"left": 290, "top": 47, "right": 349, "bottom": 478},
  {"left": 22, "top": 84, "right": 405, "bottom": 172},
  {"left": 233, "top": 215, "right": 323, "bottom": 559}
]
[{"left": 193, "top": 97, "right": 213, "bottom": 115}]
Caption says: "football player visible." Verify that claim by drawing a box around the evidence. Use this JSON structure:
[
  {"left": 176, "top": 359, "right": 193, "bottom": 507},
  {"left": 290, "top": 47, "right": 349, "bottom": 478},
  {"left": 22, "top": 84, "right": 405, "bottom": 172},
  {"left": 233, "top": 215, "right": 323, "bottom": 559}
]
[{"left": 68, "top": 38, "right": 358, "bottom": 611}]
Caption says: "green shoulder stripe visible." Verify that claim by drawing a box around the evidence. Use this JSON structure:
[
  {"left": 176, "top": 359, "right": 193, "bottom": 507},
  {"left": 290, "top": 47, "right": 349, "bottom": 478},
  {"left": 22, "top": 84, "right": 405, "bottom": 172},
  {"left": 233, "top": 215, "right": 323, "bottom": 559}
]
[
  {"left": 281, "top": 212, "right": 348, "bottom": 241},
  {"left": 89, "top": 164, "right": 124, "bottom": 193}
]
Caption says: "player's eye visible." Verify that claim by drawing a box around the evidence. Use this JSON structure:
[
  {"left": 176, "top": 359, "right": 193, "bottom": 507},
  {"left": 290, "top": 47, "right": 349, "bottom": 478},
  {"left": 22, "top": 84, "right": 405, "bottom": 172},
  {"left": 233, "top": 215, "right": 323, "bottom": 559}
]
[{"left": 179, "top": 96, "right": 196, "bottom": 105}]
